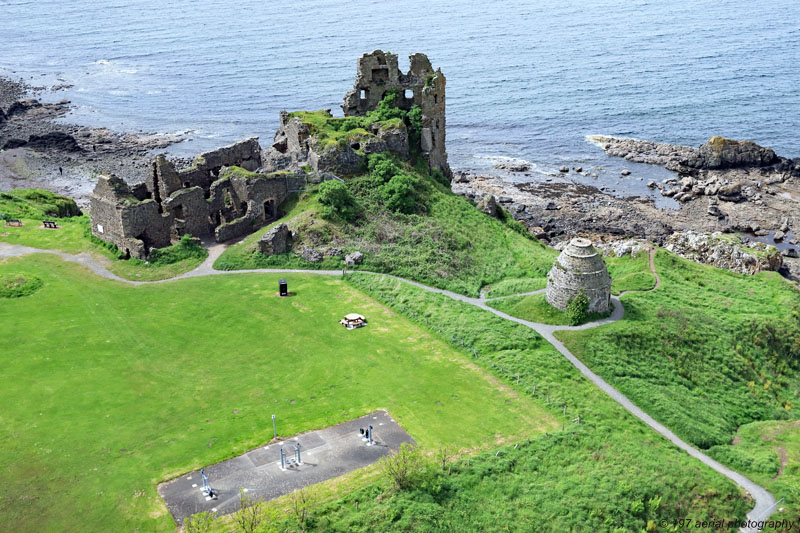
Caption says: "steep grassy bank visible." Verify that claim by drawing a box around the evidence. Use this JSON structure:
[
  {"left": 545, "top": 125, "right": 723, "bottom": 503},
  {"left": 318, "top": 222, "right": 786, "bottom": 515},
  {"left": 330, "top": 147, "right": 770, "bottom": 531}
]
[{"left": 557, "top": 250, "right": 800, "bottom": 450}]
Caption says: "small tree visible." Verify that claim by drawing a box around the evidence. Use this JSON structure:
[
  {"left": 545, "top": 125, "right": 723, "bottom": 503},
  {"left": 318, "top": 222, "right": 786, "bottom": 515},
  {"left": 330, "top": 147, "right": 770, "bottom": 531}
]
[
  {"left": 435, "top": 443, "right": 460, "bottom": 475},
  {"left": 383, "top": 443, "right": 425, "bottom": 490},
  {"left": 566, "top": 290, "right": 590, "bottom": 326},
  {"left": 382, "top": 173, "right": 418, "bottom": 214},
  {"left": 233, "top": 489, "right": 264, "bottom": 533},
  {"left": 317, "top": 180, "right": 358, "bottom": 222},
  {"left": 289, "top": 487, "right": 316, "bottom": 532},
  {"left": 184, "top": 511, "right": 215, "bottom": 533}
]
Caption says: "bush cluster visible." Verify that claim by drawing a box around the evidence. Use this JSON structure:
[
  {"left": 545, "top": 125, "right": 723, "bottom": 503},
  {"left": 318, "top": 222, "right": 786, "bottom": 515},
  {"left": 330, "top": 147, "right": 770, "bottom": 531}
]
[{"left": 317, "top": 180, "right": 359, "bottom": 222}]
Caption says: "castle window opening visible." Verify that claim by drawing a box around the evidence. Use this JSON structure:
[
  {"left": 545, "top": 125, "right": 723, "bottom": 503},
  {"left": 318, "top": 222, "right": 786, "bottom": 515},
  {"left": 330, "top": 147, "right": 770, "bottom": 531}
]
[
  {"left": 359, "top": 89, "right": 367, "bottom": 100},
  {"left": 351, "top": 142, "right": 360, "bottom": 150},
  {"left": 434, "top": 94, "right": 438, "bottom": 104},
  {"left": 239, "top": 201, "right": 247, "bottom": 214},
  {"left": 224, "top": 190, "right": 232, "bottom": 207},
  {"left": 404, "top": 89, "right": 413, "bottom": 100},
  {"left": 183, "top": 181, "right": 191, "bottom": 188},
  {"left": 371, "top": 68, "right": 388, "bottom": 83},
  {"left": 173, "top": 205, "right": 184, "bottom": 220}
]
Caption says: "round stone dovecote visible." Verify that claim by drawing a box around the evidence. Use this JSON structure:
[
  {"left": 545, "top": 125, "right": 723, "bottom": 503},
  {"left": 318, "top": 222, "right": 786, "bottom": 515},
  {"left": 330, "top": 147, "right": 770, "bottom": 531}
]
[{"left": 546, "top": 238, "right": 612, "bottom": 313}]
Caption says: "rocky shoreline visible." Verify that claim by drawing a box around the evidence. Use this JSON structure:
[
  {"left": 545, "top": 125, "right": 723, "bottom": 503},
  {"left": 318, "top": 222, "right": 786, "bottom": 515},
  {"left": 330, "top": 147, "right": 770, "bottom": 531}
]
[
  {"left": 453, "top": 135, "right": 800, "bottom": 280},
  {"left": 0, "top": 76, "right": 184, "bottom": 207}
]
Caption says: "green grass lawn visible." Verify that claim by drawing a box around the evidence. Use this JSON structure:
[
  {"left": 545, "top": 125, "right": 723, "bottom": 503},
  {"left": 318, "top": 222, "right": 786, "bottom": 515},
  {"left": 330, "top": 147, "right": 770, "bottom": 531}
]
[
  {"left": 486, "top": 292, "right": 611, "bottom": 325},
  {"left": 557, "top": 250, "right": 800, "bottom": 450},
  {"left": 0, "top": 254, "right": 555, "bottom": 532},
  {"left": 708, "top": 420, "right": 800, "bottom": 531}
]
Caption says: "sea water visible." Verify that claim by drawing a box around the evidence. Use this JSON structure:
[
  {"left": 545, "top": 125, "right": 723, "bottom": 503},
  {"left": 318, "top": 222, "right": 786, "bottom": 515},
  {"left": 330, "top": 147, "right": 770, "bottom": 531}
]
[{"left": 2, "top": 0, "right": 798, "bottom": 201}]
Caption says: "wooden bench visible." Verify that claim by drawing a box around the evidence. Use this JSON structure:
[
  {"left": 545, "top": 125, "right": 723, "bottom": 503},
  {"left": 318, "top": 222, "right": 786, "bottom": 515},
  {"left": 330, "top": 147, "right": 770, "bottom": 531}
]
[
  {"left": 5, "top": 219, "right": 22, "bottom": 227},
  {"left": 42, "top": 220, "right": 59, "bottom": 229}
]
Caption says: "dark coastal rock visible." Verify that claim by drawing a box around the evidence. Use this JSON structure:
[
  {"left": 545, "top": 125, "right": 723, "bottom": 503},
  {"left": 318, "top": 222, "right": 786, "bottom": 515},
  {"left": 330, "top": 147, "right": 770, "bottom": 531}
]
[
  {"left": 620, "top": 169, "right": 631, "bottom": 176},
  {"left": 6, "top": 98, "right": 42, "bottom": 117},
  {"left": 717, "top": 182, "right": 743, "bottom": 202},
  {"left": 685, "top": 137, "right": 777, "bottom": 169},
  {"left": 26, "top": 132, "right": 83, "bottom": 152},
  {"left": 558, "top": 165, "right": 569, "bottom": 173},
  {"left": 494, "top": 161, "right": 529, "bottom": 172},
  {"left": 2, "top": 138, "right": 27, "bottom": 149}
]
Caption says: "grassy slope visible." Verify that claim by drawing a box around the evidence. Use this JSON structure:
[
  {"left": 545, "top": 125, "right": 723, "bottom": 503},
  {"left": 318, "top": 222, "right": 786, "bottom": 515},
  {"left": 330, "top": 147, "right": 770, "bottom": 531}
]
[
  {"left": 486, "top": 292, "right": 611, "bottom": 326},
  {"left": 708, "top": 421, "right": 800, "bottom": 531},
  {"left": 215, "top": 159, "right": 557, "bottom": 298},
  {"left": 557, "top": 250, "right": 800, "bottom": 450},
  {"left": 252, "top": 273, "right": 750, "bottom": 532},
  {"left": 606, "top": 252, "right": 656, "bottom": 294},
  {"left": 0, "top": 254, "right": 554, "bottom": 532}
]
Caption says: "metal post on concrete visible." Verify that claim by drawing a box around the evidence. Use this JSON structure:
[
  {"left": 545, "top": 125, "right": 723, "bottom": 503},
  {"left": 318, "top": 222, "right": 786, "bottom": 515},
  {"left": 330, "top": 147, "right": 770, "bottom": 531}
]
[
  {"left": 280, "top": 448, "right": 286, "bottom": 470},
  {"left": 368, "top": 425, "right": 374, "bottom": 446},
  {"left": 295, "top": 442, "right": 302, "bottom": 464},
  {"left": 272, "top": 414, "right": 276, "bottom": 439}
]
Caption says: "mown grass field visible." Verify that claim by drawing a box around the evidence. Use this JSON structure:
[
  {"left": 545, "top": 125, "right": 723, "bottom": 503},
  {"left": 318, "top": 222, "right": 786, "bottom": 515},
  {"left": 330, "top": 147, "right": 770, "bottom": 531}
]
[
  {"left": 0, "top": 254, "right": 556, "bottom": 532},
  {"left": 557, "top": 250, "right": 800, "bottom": 450}
]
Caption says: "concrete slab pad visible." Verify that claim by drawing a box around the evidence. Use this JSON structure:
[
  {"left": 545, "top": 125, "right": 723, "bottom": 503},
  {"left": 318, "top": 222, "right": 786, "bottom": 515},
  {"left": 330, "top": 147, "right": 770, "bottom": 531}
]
[{"left": 158, "top": 410, "right": 414, "bottom": 525}]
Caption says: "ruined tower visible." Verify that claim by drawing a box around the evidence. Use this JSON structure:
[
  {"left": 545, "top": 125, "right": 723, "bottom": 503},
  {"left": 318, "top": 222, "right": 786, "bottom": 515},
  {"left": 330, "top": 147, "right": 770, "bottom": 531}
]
[
  {"left": 546, "top": 238, "right": 612, "bottom": 313},
  {"left": 341, "top": 50, "right": 451, "bottom": 178}
]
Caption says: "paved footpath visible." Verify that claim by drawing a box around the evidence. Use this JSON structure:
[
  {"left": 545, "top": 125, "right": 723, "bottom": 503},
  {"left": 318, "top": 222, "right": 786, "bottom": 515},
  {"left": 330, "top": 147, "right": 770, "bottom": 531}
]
[{"left": 0, "top": 243, "right": 776, "bottom": 531}]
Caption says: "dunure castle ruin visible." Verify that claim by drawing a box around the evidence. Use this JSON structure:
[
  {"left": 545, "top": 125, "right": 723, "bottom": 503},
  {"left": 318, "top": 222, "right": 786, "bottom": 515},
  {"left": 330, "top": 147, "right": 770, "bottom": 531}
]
[{"left": 89, "top": 51, "right": 449, "bottom": 259}]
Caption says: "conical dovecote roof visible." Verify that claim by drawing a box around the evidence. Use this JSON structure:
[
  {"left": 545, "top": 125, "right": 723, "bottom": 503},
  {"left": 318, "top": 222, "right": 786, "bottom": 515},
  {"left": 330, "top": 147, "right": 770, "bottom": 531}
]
[{"left": 545, "top": 238, "right": 612, "bottom": 313}]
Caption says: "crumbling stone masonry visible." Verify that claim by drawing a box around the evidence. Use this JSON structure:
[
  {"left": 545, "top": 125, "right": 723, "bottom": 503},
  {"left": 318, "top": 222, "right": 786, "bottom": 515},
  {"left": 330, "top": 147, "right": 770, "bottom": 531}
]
[
  {"left": 546, "top": 238, "right": 612, "bottom": 313},
  {"left": 90, "top": 138, "right": 305, "bottom": 259},
  {"left": 341, "top": 50, "right": 451, "bottom": 178}
]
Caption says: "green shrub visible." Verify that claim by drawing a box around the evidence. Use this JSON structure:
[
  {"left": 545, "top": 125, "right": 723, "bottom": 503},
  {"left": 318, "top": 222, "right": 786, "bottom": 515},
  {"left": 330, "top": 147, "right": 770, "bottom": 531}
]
[
  {"left": 367, "top": 152, "right": 400, "bottom": 184},
  {"left": 382, "top": 173, "right": 418, "bottom": 214},
  {"left": 317, "top": 180, "right": 359, "bottom": 222},
  {"left": 0, "top": 273, "right": 43, "bottom": 298},
  {"left": 566, "top": 290, "right": 589, "bottom": 326},
  {"left": 146, "top": 234, "right": 206, "bottom": 266},
  {"left": 0, "top": 188, "right": 81, "bottom": 219}
]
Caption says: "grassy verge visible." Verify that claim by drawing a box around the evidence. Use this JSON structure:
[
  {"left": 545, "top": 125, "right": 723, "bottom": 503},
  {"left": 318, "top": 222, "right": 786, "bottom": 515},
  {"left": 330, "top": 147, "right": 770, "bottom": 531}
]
[
  {"left": 482, "top": 276, "right": 547, "bottom": 298},
  {"left": 557, "top": 250, "right": 800, "bottom": 450},
  {"left": 487, "top": 292, "right": 612, "bottom": 326},
  {"left": 707, "top": 421, "right": 800, "bottom": 531},
  {"left": 0, "top": 254, "right": 554, "bottom": 532}
]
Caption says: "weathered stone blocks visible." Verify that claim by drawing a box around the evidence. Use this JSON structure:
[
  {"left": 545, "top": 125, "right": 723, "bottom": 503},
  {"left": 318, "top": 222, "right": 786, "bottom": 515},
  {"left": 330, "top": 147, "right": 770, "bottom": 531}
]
[{"left": 546, "top": 238, "right": 612, "bottom": 313}]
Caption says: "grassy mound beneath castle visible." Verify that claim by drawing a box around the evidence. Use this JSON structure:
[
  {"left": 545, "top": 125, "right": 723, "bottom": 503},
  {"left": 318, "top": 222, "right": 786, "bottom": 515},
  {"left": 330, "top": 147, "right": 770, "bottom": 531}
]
[
  {"left": 215, "top": 155, "right": 557, "bottom": 297},
  {"left": 557, "top": 250, "right": 800, "bottom": 451},
  {"left": 0, "top": 254, "right": 556, "bottom": 532}
]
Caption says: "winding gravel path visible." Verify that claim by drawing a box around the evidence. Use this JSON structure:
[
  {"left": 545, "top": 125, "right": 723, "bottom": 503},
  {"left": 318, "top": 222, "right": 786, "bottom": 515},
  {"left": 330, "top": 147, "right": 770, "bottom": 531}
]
[{"left": 0, "top": 243, "right": 775, "bottom": 530}]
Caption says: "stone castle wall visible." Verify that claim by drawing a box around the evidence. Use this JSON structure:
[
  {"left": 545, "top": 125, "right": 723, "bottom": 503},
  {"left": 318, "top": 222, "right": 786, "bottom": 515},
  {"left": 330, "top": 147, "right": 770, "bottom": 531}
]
[
  {"left": 341, "top": 50, "right": 450, "bottom": 177},
  {"left": 90, "top": 138, "right": 305, "bottom": 259}
]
